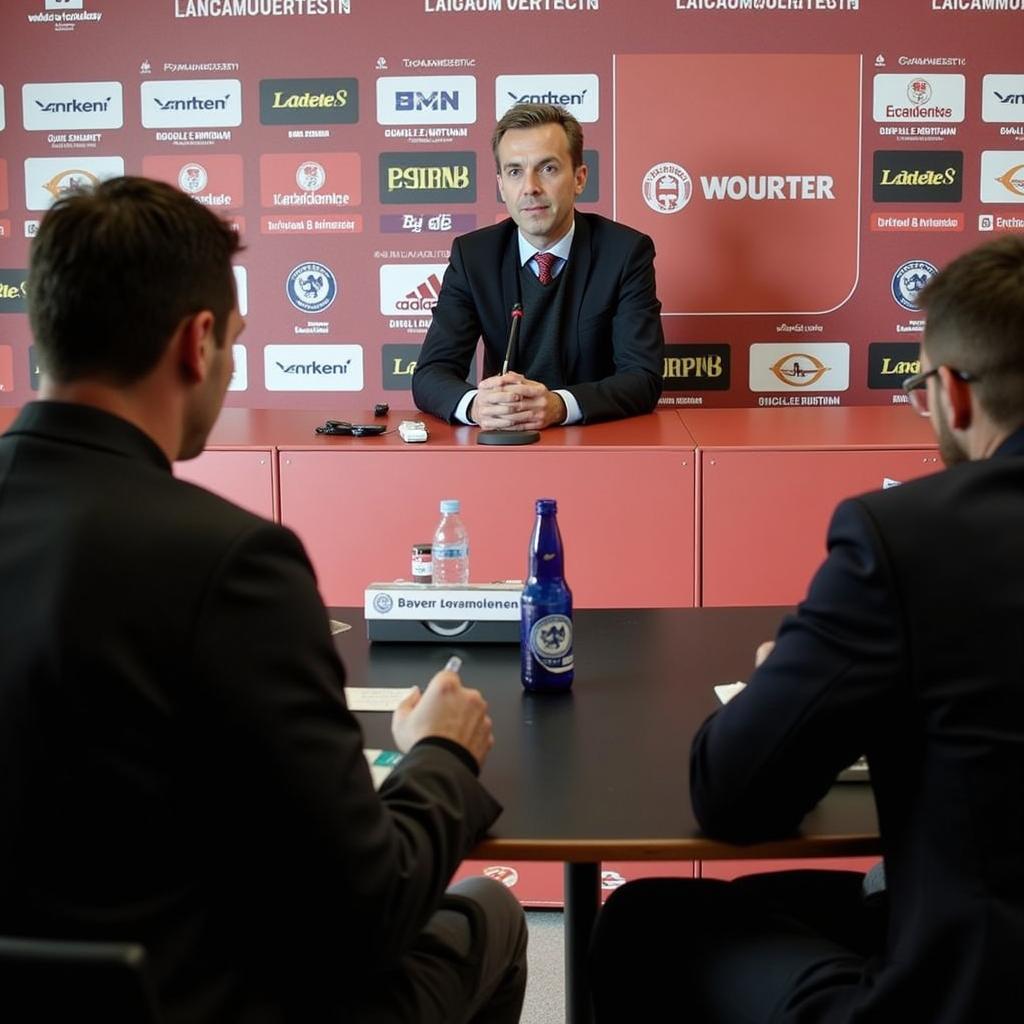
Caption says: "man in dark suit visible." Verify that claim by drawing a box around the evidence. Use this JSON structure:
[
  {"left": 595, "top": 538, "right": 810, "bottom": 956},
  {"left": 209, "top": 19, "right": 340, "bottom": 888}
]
[
  {"left": 412, "top": 103, "right": 665, "bottom": 430},
  {"left": 591, "top": 234, "right": 1024, "bottom": 1023},
  {"left": 0, "top": 177, "right": 526, "bottom": 1024}
]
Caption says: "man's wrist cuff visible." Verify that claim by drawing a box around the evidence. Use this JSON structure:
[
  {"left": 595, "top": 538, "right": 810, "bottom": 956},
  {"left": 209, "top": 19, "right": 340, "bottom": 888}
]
[{"left": 414, "top": 736, "right": 480, "bottom": 775}]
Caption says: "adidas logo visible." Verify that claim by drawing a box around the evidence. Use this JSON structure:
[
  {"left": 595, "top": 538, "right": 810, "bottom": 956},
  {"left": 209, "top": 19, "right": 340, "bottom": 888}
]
[{"left": 395, "top": 273, "right": 442, "bottom": 312}]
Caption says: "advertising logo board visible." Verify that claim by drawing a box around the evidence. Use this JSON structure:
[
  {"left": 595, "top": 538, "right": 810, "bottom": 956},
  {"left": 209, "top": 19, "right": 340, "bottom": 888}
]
[
  {"left": 749, "top": 342, "right": 850, "bottom": 392},
  {"left": 982, "top": 75, "right": 1024, "bottom": 123},
  {"left": 872, "top": 150, "right": 963, "bottom": 202},
  {"left": 259, "top": 78, "right": 358, "bottom": 126},
  {"left": 980, "top": 151, "right": 1024, "bottom": 203},
  {"left": 872, "top": 74, "right": 965, "bottom": 123},
  {"left": 23, "top": 155, "right": 124, "bottom": 210},
  {"left": 376, "top": 76, "right": 476, "bottom": 125},
  {"left": 379, "top": 152, "right": 476, "bottom": 204},
  {"left": 141, "top": 80, "right": 242, "bottom": 129},
  {"left": 615, "top": 54, "right": 861, "bottom": 316},
  {"left": 22, "top": 81, "right": 123, "bottom": 131},
  {"left": 264, "top": 344, "right": 363, "bottom": 391},
  {"left": 495, "top": 74, "right": 599, "bottom": 122}
]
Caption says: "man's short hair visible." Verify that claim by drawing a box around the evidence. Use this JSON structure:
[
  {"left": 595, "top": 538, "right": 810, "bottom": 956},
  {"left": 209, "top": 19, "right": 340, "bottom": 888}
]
[
  {"left": 918, "top": 234, "right": 1024, "bottom": 430},
  {"left": 492, "top": 103, "right": 584, "bottom": 171},
  {"left": 28, "top": 175, "right": 242, "bottom": 386}
]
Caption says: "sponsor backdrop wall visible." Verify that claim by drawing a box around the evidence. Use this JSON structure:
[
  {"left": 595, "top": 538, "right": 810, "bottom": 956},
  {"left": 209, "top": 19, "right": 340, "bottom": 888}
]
[{"left": 1, "top": 0, "right": 1023, "bottom": 411}]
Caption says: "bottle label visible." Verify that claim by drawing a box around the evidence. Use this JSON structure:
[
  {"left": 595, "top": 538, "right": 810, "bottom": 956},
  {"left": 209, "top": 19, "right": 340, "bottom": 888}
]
[
  {"left": 528, "top": 614, "right": 574, "bottom": 673},
  {"left": 432, "top": 543, "right": 468, "bottom": 559}
]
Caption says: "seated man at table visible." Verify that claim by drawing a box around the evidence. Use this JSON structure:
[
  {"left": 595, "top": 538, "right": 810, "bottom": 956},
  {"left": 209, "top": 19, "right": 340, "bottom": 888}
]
[
  {"left": 411, "top": 102, "right": 665, "bottom": 432},
  {"left": 591, "top": 233, "right": 1024, "bottom": 1023},
  {"left": 0, "top": 176, "right": 526, "bottom": 1024}
]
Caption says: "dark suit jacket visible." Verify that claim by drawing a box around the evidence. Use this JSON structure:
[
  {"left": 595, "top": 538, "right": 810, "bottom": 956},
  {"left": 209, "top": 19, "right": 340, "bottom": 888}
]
[
  {"left": 690, "top": 427, "right": 1024, "bottom": 1023},
  {"left": 0, "top": 402, "right": 500, "bottom": 1024},
  {"left": 412, "top": 211, "right": 665, "bottom": 424}
]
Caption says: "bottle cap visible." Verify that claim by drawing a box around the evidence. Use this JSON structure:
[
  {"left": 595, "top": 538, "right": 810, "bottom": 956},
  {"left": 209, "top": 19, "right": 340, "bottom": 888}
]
[
  {"left": 440, "top": 499, "right": 460, "bottom": 514},
  {"left": 535, "top": 498, "right": 557, "bottom": 513}
]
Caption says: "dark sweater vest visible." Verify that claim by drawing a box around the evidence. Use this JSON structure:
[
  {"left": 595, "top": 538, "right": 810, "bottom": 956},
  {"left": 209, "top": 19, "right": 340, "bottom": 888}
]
[{"left": 515, "top": 260, "right": 568, "bottom": 387}]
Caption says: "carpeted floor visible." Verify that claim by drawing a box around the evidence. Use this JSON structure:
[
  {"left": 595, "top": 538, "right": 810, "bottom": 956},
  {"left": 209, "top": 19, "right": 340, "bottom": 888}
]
[{"left": 522, "top": 910, "right": 565, "bottom": 1023}]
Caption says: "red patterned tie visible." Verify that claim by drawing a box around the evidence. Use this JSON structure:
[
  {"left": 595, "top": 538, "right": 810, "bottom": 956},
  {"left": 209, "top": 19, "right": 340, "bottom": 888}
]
[{"left": 534, "top": 251, "right": 556, "bottom": 285}]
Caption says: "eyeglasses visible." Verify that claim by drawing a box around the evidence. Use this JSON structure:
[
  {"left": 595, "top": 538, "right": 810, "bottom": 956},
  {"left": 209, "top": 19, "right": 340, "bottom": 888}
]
[{"left": 901, "top": 366, "right": 977, "bottom": 417}]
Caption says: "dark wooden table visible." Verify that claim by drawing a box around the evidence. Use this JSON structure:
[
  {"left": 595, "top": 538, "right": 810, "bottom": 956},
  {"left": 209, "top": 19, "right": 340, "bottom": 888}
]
[{"left": 333, "top": 606, "right": 880, "bottom": 1024}]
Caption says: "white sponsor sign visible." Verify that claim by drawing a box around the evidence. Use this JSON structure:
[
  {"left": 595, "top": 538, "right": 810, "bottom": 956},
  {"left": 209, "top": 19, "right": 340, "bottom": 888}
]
[
  {"left": 980, "top": 151, "right": 1024, "bottom": 203},
  {"left": 365, "top": 584, "right": 522, "bottom": 621},
  {"left": 0, "top": 85, "right": 5, "bottom": 131},
  {"left": 495, "top": 74, "right": 599, "bottom": 123},
  {"left": 872, "top": 74, "right": 965, "bottom": 123},
  {"left": 23, "top": 155, "right": 124, "bottom": 211},
  {"left": 228, "top": 344, "right": 247, "bottom": 392},
  {"left": 233, "top": 265, "right": 248, "bottom": 316},
  {"left": 263, "top": 344, "right": 364, "bottom": 391},
  {"left": 376, "top": 76, "right": 476, "bottom": 126},
  {"left": 982, "top": 75, "right": 1024, "bottom": 124},
  {"left": 22, "top": 81, "right": 123, "bottom": 131},
  {"left": 379, "top": 264, "right": 447, "bottom": 315},
  {"left": 141, "top": 79, "right": 242, "bottom": 129},
  {"left": 749, "top": 342, "right": 850, "bottom": 392}
]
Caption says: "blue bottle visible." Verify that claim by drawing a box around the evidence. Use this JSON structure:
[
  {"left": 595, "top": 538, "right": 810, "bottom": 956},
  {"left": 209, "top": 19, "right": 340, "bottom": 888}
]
[{"left": 520, "top": 499, "right": 574, "bottom": 692}]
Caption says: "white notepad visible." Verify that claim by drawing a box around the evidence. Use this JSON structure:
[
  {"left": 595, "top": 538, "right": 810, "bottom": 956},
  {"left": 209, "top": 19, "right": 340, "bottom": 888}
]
[{"left": 345, "top": 687, "right": 410, "bottom": 712}]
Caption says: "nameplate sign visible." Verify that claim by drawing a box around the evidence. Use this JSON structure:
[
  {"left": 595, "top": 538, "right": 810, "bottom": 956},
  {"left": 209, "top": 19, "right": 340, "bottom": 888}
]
[
  {"left": 364, "top": 583, "right": 522, "bottom": 643},
  {"left": 365, "top": 583, "right": 521, "bottom": 620}
]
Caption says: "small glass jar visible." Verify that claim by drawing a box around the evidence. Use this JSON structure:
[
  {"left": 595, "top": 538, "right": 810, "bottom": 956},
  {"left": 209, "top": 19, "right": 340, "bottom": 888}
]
[{"left": 411, "top": 543, "right": 432, "bottom": 583}]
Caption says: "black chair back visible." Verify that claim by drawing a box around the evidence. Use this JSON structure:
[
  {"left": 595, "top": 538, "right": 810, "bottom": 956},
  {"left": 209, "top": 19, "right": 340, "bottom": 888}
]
[{"left": 0, "top": 936, "right": 161, "bottom": 1023}]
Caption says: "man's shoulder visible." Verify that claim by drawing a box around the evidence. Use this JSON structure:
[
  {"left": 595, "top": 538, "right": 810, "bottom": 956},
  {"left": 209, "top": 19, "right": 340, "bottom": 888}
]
[
  {"left": 165, "top": 471, "right": 307, "bottom": 556},
  {"left": 454, "top": 217, "right": 515, "bottom": 257},
  {"left": 123, "top": 474, "right": 314, "bottom": 595},
  {"left": 848, "top": 465, "right": 954, "bottom": 522},
  {"left": 57, "top": 441, "right": 288, "bottom": 551},
  {"left": 849, "top": 454, "right": 1024, "bottom": 534},
  {"left": 172, "top": 471, "right": 271, "bottom": 527},
  {"left": 576, "top": 211, "right": 651, "bottom": 249}
]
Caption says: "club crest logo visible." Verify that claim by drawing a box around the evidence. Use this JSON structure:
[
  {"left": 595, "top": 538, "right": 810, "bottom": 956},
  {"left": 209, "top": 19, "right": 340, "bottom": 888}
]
[
  {"left": 891, "top": 260, "right": 937, "bottom": 311},
  {"left": 178, "top": 162, "right": 208, "bottom": 194},
  {"left": 286, "top": 261, "right": 337, "bottom": 314},
  {"left": 642, "top": 162, "right": 692, "bottom": 214},
  {"left": 296, "top": 160, "right": 327, "bottom": 192}
]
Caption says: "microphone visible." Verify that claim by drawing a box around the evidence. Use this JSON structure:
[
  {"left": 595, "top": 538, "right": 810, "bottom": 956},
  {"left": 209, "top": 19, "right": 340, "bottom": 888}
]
[
  {"left": 500, "top": 302, "right": 524, "bottom": 376},
  {"left": 477, "top": 301, "right": 540, "bottom": 447}
]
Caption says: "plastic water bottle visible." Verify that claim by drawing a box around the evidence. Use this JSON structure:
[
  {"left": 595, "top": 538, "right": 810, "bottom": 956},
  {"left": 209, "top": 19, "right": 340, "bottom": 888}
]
[
  {"left": 521, "top": 498, "right": 573, "bottom": 691},
  {"left": 432, "top": 499, "right": 470, "bottom": 584}
]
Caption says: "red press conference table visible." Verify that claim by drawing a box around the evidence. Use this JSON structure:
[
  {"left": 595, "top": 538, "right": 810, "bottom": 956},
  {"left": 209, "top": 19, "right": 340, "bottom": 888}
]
[
  {"left": 177, "top": 404, "right": 937, "bottom": 609},
  {"left": 185, "top": 406, "right": 700, "bottom": 608},
  {"left": 1, "top": 403, "right": 939, "bottom": 609}
]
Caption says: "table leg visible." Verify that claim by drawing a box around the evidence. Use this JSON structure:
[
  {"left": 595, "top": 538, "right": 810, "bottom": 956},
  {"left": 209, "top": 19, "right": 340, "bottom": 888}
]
[{"left": 564, "top": 861, "right": 600, "bottom": 1024}]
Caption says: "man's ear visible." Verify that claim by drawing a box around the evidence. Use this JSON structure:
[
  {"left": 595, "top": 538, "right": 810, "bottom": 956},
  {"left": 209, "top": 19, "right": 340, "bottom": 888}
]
[
  {"left": 574, "top": 163, "right": 588, "bottom": 196},
  {"left": 938, "top": 364, "right": 974, "bottom": 431},
  {"left": 176, "top": 310, "right": 216, "bottom": 384}
]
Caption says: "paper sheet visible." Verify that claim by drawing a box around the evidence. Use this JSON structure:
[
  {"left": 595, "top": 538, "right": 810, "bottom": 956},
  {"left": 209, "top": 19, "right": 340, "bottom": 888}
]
[
  {"left": 345, "top": 687, "right": 411, "bottom": 712},
  {"left": 713, "top": 681, "right": 747, "bottom": 705}
]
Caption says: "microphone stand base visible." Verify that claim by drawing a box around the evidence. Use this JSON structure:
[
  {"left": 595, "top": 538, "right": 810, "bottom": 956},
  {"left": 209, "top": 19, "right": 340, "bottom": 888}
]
[{"left": 476, "top": 429, "right": 541, "bottom": 446}]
